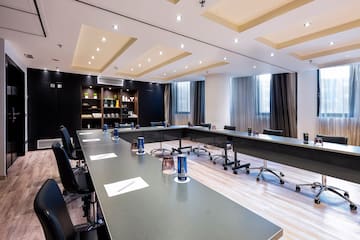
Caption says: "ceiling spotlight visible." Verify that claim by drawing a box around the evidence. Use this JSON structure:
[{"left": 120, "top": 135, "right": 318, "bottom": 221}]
[
  {"left": 88, "top": 61, "right": 92, "bottom": 65},
  {"left": 173, "top": 70, "right": 177, "bottom": 73},
  {"left": 329, "top": 41, "right": 334, "bottom": 46},
  {"left": 253, "top": 65, "right": 257, "bottom": 69},
  {"left": 159, "top": 51, "right": 163, "bottom": 55},
  {"left": 43, "top": 68, "right": 48, "bottom": 72},
  {"left": 138, "top": 63, "right": 142, "bottom": 68},
  {"left": 91, "top": 56, "right": 95, "bottom": 60},
  {"left": 304, "top": 21, "right": 311, "bottom": 27},
  {"left": 109, "top": 87, "right": 112, "bottom": 90},
  {"left": 163, "top": 73, "right": 167, "bottom": 76},
  {"left": 180, "top": 43, "right": 184, "bottom": 49},
  {"left": 185, "top": 65, "right": 188, "bottom": 69},
  {"left": 89, "top": 85, "right": 93, "bottom": 89},
  {"left": 199, "top": 60, "right": 203, "bottom": 64},
  {"left": 56, "top": 67, "right": 59, "bottom": 72},
  {"left": 234, "top": 38, "right": 239, "bottom": 43},
  {"left": 96, "top": 47, "right": 100, "bottom": 52},
  {"left": 113, "top": 24, "right": 118, "bottom": 30},
  {"left": 56, "top": 43, "right": 63, "bottom": 48},
  {"left": 147, "top": 58, "right": 151, "bottom": 62},
  {"left": 270, "top": 52, "right": 275, "bottom": 57},
  {"left": 130, "top": 68, "right": 134, "bottom": 71},
  {"left": 199, "top": 0, "right": 206, "bottom": 7},
  {"left": 101, "top": 37, "right": 106, "bottom": 43},
  {"left": 223, "top": 57, "right": 227, "bottom": 61},
  {"left": 176, "top": 14, "right": 182, "bottom": 22}
]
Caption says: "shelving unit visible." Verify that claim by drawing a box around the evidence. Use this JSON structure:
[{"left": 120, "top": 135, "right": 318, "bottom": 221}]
[{"left": 81, "top": 86, "right": 138, "bottom": 129}]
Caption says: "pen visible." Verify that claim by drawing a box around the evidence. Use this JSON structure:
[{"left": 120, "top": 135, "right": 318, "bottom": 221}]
[{"left": 117, "top": 181, "right": 135, "bottom": 193}]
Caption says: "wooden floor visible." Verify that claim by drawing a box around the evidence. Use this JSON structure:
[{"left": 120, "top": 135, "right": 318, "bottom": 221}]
[{"left": 0, "top": 140, "right": 359, "bottom": 239}]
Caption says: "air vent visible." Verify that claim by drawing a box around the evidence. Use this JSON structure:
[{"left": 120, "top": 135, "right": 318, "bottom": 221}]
[
  {"left": 52, "top": 58, "right": 60, "bottom": 62},
  {"left": 24, "top": 53, "right": 34, "bottom": 59},
  {"left": 97, "top": 76, "right": 124, "bottom": 86}
]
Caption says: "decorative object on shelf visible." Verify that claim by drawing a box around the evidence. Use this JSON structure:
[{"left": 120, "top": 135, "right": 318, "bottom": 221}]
[
  {"left": 247, "top": 127, "right": 252, "bottom": 136},
  {"left": 314, "top": 137, "right": 323, "bottom": 146},
  {"left": 84, "top": 92, "right": 89, "bottom": 99},
  {"left": 129, "top": 96, "right": 134, "bottom": 102},
  {"left": 115, "top": 100, "right": 119, "bottom": 108},
  {"left": 303, "top": 133, "right": 309, "bottom": 144},
  {"left": 110, "top": 100, "right": 114, "bottom": 107},
  {"left": 93, "top": 93, "right": 97, "bottom": 99}
]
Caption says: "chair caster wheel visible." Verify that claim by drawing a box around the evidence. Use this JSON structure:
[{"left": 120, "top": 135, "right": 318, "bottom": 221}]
[
  {"left": 344, "top": 192, "right": 349, "bottom": 198},
  {"left": 280, "top": 180, "right": 285, "bottom": 184},
  {"left": 311, "top": 185, "right": 316, "bottom": 189},
  {"left": 210, "top": 157, "right": 212, "bottom": 161},
  {"left": 233, "top": 170, "right": 237, "bottom": 174},
  {"left": 256, "top": 178, "right": 260, "bottom": 182},
  {"left": 350, "top": 204, "right": 357, "bottom": 211},
  {"left": 246, "top": 169, "right": 250, "bottom": 174},
  {"left": 314, "top": 198, "right": 321, "bottom": 204},
  {"left": 224, "top": 167, "right": 228, "bottom": 171},
  {"left": 213, "top": 161, "right": 216, "bottom": 165},
  {"left": 295, "top": 186, "right": 301, "bottom": 192},
  {"left": 280, "top": 172, "right": 285, "bottom": 177}
]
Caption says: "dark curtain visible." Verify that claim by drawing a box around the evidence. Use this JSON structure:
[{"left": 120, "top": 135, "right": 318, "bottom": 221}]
[
  {"left": 164, "top": 84, "right": 172, "bottom": 124},
  {"left": 270, "top": 73, "right": 297, "bottom": 137},
  {"left": 193, "top": 81, "right": 205, "bottom": 125}
]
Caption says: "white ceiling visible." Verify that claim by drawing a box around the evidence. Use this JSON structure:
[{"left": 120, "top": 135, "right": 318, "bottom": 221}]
[{"left": 0, "top": 0, "right": 358, "bottom": 82}]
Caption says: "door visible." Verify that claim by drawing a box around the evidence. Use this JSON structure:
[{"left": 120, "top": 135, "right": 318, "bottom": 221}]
[{"left": 6, "top": 55, "right": 25, "bottom": 171}]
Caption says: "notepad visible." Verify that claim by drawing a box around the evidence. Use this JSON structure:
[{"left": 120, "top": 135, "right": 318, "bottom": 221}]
[
  {"left": 79, "top": 132, "right": 94, "bottom": 135},
  {"left": 104, "top": 177, "right": 149, "bottom": 197},
  {"left": 89, "top": 153, "right": 117, "bottom": 161},
  {"left": 82, "top": 138, "right": 101, "bottom": 142}
]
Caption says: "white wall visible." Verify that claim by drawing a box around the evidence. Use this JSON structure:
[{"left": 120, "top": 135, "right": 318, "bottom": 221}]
[
  {"left": 205, "top": 73, "right": 231, "bottom": 129},
  {"left": 0, "top": 39, "right": 27, "bottom": 177},
  {"left": 297, "top": 70, "right": 318, "bottom": 140}
]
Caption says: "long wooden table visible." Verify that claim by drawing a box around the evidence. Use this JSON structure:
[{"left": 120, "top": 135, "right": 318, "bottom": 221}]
[{"left": 77, "top": 127, "right": 283, "bottom": 240}]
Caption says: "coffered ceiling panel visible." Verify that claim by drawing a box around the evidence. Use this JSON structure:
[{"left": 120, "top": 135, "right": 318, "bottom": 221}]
[
  {"left": 202, "top": 0, "right": 313, "bottom": 32},
  {"left": 117, "top": 45, "right": 191, "bottom": 78},
  {"left": 72, "top": 24, "right": 137, "bottom": 73}
]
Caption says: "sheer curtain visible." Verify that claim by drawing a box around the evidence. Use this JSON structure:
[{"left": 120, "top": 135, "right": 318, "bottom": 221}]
[
  {"left": 231, "top": 76, "right": 270, "bottom": 132},
  {"left": 318, "top": 64, "right": 360, "bottom": 145}
]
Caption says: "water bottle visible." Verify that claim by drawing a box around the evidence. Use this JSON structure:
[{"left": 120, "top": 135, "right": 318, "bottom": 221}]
[{"left": 177, "top": 154, "right": 187, "bottom": 181}]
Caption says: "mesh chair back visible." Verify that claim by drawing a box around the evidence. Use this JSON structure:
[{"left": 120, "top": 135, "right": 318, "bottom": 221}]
[
  {"left": 59, "top": 125, "right": 74, "bottom": 157},
  {"left": 224, "top": 125, "right": 236, "bottom": 131},
  {"left": 316, "top": 134, "right": 348, "bottom": 145},
  {"left": 51, "top": 142, "right": 79, "bottom": 193},
  {"left": 34, "top": 179, "right": 76, "bottom": 240},
  {"left": 263, "top": 128, "right": 284, "bottom": 136}
]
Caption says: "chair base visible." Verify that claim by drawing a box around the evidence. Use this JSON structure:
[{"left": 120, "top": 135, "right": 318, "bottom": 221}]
[
  {"left": 192, "top": 147, "right": 211, "bottom": 159},
  {"left": 249, "top": 166, "right": 285, "bottom": 184},
  {"left": 150, "top": 148, "right": 172, "bottom": 157},
  {"left": 232, "top": 153, "right": 250, "bottom": 174},
  {"left": 296, "top": 176, "right": 357, "bottom": 211}
]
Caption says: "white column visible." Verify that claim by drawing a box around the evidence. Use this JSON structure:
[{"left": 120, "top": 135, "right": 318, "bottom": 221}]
[
  {"left": 205, "top": 73, "right": 231, "bottom": 129},
  {"left": 297, "top": 70, "right": 318, "bottom": 140}
]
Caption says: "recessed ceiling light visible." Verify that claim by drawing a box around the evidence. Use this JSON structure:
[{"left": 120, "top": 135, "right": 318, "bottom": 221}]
[
  {"left": 185, "top": 65, "right": 188, "bottom": 69},
  {"left": 109, "top": 87, "right": 112, "bottom": 90},
  {"left": 304, "top": 21, "right": 311, "bottom": 27},
  {"left": 138, "top": 63, "right": 142, "bottom": 68},
  {"left": 199, "top": 60, "right": 203, "bottom": 64},
  {"left": 270, "top": 52, "right": 275, "bottom": 57},
  {"left": 147, "top": 58, "right": 151, "bottom": 62},
  {"left": 56, "top": 67, "right": 59, "bottom": 72},
  {"left": 89, "top": 85, "right": 93, "bottom": 89},
  {"left": 43, "top": 68, "right": 47, "bottom": 72},
  {"left": 159, "top": 51, "right": 163, "bottom": 55},
  {"left": 163, "top": 73, "right": 167, "bottom": 76},
  {"left": 234, "top": 38, "right": 239, "bottom": 43},
  {"left": 101, "top": 37, "right": 106, "bottom": 43},
  {"left": 130, "top": 68, "right": 134, "bottom": 71},
  {"left": 96, "top": 47, "right": 100, "bottom": 52},
  {"left": 88, "top": 61, "right": 92, "bottom": 65},
  {"left": 113, "top": 24, "right": 118, "bottom": 30},
  {"left": 253, "top": 65, "right": 257, "bottom": 69},
  {"left": 180, "top": 43, "right": 184, "bottom": 49},
  {"left": 91, "top": 56, "right": 95, "bottom": 60},
  {"left": 329, "top": 41, "right": 334, "bottom": 46},
  {"left": 176, "top": 14, "right": 182, "bottom": 22},
  {"left": 173, "top": 70, "right": 177, "bottom": 73},
  {"left": 223, "top": 57, "right": 227, "bottom": 61}
]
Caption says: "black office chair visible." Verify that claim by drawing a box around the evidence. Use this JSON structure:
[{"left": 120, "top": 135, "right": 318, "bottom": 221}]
[
  {"left": 295, "top": 134, "right": 357, "bottom": 210},
  {"left": 52, "top": 142, "right": 96, "bottom": 222},
  {"left": 192, "top": 123, "right": 212, "bottom": 158},
  {"left": 150, "top": 121, "right": 171, "bottom": 157},
  {"left": 34, "top": 179, "right": 110, "bottom": 240},
  {"left": 248, "top": 128, "right": 285, "bottom": 184},
  {"left": 59, "top": 125, "right": 84, "bottom": 168}
]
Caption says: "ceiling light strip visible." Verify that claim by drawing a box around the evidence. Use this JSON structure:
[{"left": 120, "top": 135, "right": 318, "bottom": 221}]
[{"left": 74, "top": 0, "right": 293, "bottom": 72}]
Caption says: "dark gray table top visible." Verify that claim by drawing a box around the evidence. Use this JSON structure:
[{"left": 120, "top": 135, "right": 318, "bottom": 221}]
[{"left": 78, "top": 129, "right": 283, "bottom": 240}]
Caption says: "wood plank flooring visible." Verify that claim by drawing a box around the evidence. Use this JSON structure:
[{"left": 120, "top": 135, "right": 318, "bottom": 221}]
[{"left": 0, "top": 140, "right": 359, "bottom": 239}]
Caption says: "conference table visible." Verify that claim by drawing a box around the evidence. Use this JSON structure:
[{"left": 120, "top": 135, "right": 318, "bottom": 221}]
[{"left": 77, "top": 126, "right": 283, "bottom": 240}]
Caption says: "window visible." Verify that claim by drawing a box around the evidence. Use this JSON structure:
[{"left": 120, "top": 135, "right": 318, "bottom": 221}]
[
  {"left": 318, "top": 65, "right": 352, "bottom": 117},
  {"left": 256, "top": 74, "right": 271, "bottom": 115},
  {"left": 176, "top": 81, "right": 190, "bottom": 113}
]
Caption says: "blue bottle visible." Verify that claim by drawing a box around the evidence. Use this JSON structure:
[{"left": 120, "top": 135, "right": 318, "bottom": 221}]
[{"left": 177, "top": 155, "right": 187, "bottom": 181}]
